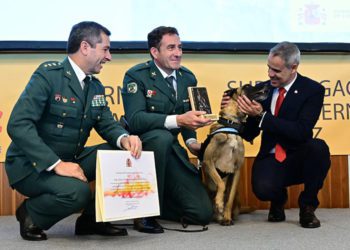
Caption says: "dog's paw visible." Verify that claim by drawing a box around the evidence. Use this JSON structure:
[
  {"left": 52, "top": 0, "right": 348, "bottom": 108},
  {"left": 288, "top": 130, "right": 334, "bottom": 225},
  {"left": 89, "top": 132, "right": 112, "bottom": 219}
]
[{"left": 220, "top": 219, "right": 234, "bottom": 226}]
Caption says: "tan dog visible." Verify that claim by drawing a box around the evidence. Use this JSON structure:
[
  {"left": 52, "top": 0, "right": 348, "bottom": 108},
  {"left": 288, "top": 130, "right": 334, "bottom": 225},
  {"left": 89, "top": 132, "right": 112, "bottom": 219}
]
[{"left": 201, "top": 84, "right": 269, "bottom": 225}]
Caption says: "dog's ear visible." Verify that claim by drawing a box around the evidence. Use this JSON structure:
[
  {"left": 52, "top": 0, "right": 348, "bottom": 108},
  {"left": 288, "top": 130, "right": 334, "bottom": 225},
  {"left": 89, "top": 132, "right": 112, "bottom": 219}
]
[{"left": 224, "top": 88, "right": 237, "bottom": 97}]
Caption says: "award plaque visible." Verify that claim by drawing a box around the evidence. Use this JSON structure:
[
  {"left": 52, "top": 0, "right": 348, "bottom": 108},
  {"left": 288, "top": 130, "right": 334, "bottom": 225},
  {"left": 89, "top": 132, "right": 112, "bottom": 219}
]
[{"left": 188, "top": 86, "right": 218, "bottom": 120}]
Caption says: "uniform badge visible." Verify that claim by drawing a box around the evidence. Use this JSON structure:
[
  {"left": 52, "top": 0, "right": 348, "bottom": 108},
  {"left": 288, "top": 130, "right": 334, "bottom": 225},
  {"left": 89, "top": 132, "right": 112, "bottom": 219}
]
[
  {"left": 127, "top": 82, "right": 138, "bottom": 93},
  {"left": 62, "top": 97, "right": 68, "bottom": 103},
  {"left": 151, "top": 71, "right": 156, "bottom": 77},
  {"left": 91, "top": 95, "right": 106, "bottom": 107},
  {"left": 54, "top": 94, "right": 61, "bottom": 102},
  {"left": 66, "top": 71, "right": 71, "bottom": 75},
  {"left": 146, "top": 90, "right": 156, "bottom": 98},
  {"left": 70, "top": 97, "right": 76, "bottom": 104}
]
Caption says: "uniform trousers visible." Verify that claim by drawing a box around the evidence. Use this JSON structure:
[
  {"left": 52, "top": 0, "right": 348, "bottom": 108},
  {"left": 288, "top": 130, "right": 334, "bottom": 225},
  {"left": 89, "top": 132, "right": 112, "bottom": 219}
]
[
  {"left": 13, "top": 143, "right": 114, "bottom": 230},
  {"left": 140, "top": 129, "right": 213, "bottom": 225},
  {"left": 251, "top": 138, "right": 331, "bottom": 208}
]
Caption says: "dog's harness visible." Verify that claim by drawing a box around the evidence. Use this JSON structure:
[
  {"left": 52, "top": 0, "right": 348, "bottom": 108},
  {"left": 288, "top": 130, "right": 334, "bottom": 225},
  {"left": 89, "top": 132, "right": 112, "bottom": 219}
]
[{"left": 198, "top": 127, "right": 239, "bottom": 162}]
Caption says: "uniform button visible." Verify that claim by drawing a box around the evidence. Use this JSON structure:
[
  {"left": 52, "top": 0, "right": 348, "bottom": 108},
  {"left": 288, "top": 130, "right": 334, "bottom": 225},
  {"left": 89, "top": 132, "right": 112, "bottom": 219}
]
[
  {"left": 151, "top": 106, "right": 155, "bottom": 111},
  {"left": 78, "top": 143, "right": 81, "bottom": 146},
  {"left": 32, "top": 162, "right": 37, "bottom": 167},
  {"left": 84, "top": 114, "right": 87, "bottom": 119},
  {"left": 74, "top": 155, "right": 77, "bottom": 159},
  {"left": 62, "top": 112, "right": 66, "bottom": 117},
  {"left": 97, "top": 116, "right": 100, "bottom": 120},
  {"left": 80, "top": 129, "right": 83, "bottom": 132}
]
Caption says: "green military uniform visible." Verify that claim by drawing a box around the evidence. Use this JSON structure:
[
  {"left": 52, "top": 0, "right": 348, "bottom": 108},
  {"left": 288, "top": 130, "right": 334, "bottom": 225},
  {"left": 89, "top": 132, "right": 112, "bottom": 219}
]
[
  {"left": 5, "top": 58, "right": 128, "bottom": 230},
  {"left": 122, "top": 60, "right": 213, "bottom": 225}
]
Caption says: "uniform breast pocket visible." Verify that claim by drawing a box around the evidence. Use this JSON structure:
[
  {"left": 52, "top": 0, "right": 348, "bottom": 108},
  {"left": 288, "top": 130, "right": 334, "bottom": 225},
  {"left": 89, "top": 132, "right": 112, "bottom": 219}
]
[
  {"left": 49, "top": 104, "right": 78, "bottom": 135},
  {"left": 146, "top": 99, "right": 165, "bottom": 113},
  {"left": 183, "top": 102, "right": 191, "bottom": 112}
]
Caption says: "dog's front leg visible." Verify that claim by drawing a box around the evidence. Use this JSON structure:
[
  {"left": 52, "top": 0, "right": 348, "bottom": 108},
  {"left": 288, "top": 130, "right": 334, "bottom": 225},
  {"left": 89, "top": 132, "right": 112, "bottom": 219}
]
[
  {"left": 223, "top": 169, "right": 241, "bottom": 225},
  {"left": 206, "top": 165, "right": 226, "bottom": 222}
]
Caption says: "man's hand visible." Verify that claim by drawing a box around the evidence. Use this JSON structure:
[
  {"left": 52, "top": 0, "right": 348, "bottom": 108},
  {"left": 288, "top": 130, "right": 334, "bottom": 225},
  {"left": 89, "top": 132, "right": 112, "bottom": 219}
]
[
  {"left": 237, "top": 95, "right": 263, "bottom": 117},
  {"left": 176, "top": 111, "right": 212, "bottom": 130},
  {"left": 188, "top": 141, "right": 201, "bottom": 156},
  {"left": 54, "top": 161, "right": 87, "bottom": 182},
  {"left": 220, "top": 92, "right": 231, "bottom": 109},
  {"left": 121, "top": 135, "right": 142, "bottom": 158}
]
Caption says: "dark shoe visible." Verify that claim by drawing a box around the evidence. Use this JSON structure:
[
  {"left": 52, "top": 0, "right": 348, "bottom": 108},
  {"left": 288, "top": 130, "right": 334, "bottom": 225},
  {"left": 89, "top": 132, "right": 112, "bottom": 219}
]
[
  {"left": 16, "top": 200, "right": 47, "bottom": 241},
  {"left": 268, "top": 203, "right": 286, "bottom": 222},
  {"left": 75, "top": 215, "right": 128, "bottom": 236},
  {"left": 134, "top": 217, "right": 164, "bottom": 234},
  {"left": 299, "top": 206, "right": 320, "bottom": 228}
]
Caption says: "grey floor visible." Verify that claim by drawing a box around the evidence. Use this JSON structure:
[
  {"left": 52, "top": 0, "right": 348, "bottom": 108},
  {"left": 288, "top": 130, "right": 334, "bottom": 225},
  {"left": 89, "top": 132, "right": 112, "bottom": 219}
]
[{"left": 1, "top": 209, "right": 350, "bottom": 250}]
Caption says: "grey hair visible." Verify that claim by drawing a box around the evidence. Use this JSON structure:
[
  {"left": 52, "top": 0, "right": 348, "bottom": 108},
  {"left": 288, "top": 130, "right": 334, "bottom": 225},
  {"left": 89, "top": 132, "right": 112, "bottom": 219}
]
[{"left": 269, "top": 41, "right": 300, "bottom": 69}]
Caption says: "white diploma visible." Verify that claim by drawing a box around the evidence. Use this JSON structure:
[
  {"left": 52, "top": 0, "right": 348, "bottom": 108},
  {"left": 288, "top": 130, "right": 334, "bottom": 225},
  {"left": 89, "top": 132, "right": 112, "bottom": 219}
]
[{"left": 95, "top": 150, "right": 159, "bottom": 222}]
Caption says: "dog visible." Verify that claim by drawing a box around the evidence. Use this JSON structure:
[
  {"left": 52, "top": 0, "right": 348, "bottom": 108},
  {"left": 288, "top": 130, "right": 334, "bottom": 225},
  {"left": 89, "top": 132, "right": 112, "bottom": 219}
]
[{"left": 200, "top": 84, "right": 270, "bottom": 225}]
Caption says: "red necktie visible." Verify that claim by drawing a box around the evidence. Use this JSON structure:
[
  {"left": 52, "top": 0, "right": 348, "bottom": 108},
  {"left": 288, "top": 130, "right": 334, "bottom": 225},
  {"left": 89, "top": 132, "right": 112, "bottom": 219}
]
[{"left": 274, "top": 88, "right": 286, "bottom": 162}]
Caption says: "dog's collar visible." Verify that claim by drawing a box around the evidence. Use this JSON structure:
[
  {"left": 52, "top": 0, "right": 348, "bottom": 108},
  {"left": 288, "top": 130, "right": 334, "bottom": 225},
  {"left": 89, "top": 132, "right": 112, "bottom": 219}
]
[
  {"left": 218, "top": 117, "right": 243, "bottom": 133},
  {"left": 210, "top": 127, "right": 238, "bottom": 136}
]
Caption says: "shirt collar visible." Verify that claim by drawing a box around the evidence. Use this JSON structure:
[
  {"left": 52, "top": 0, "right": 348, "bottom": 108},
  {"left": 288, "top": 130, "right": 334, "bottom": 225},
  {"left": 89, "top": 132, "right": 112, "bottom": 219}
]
[
  {"left": 154, "top": 61, "right": 177, "bottom": 80},
  {"left": 68, "top": 56, "right": 86, "bottom": 82}
]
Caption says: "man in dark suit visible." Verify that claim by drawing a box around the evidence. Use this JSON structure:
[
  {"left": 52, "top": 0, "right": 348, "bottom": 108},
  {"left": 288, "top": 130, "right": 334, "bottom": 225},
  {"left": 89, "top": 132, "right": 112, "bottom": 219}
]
[
  {"left": 235, "top": 42, "right": 330, "bottom": 228},
  {"left": 122, "top": 26, "right": 213, "bottom": 233},
  {"left": 5, "top": 21, "right": 142, "bottom": 241}
]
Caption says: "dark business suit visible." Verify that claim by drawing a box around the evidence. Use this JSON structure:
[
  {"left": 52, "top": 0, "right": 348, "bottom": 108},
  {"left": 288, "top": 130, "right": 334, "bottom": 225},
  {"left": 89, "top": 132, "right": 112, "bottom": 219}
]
[
  {"left": 242, "top": 73, "right": 331, "bottom": 207},
  {"left": 122, "top": 60, "right": 213, "bottom": 225},
  {"left": 5, "top": 58, "right": 128, "bottom": 229}
]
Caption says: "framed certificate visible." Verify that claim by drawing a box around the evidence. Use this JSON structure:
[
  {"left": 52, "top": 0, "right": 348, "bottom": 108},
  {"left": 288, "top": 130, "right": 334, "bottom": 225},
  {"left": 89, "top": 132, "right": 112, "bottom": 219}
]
[
  {"left": 188, "top": 86, "right": 218, "bottom": 120},
  {"left": 95, "top": 150, "right": 160, "bottom": 222}
]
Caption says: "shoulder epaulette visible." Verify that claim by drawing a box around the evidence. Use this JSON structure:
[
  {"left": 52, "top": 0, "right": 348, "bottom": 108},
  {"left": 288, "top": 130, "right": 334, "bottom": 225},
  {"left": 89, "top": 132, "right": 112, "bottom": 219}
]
[
  {"left": 40, "top": 61, "right": 63, "bottom": 71},
  {"left": 130, "top": 61, "right": 151, "bottom": 72},
  {"left": 179, "top": 65, "right": 194, "bottom": 75}
]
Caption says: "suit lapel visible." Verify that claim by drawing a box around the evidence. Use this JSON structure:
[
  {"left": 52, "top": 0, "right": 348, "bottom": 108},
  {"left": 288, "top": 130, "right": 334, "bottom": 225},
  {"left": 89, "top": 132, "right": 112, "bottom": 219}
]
[
  {"left": 176, "top": 70, "right": 186, "bottom": 103},
  {"left": 149, "top": 61, "right": 176, "bottom": 104},
  {"left": 278, "top": 74, "right": 303, "bottom": 116},
  {"left": 63, "top": 58, "right": 85, "bottom": 105}
]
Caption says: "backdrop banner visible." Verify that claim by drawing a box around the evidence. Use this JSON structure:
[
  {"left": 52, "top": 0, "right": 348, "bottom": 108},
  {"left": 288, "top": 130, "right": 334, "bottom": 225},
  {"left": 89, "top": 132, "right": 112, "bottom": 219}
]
[{"left": 0, "top": 53, "right": 349, "bottom": 161}]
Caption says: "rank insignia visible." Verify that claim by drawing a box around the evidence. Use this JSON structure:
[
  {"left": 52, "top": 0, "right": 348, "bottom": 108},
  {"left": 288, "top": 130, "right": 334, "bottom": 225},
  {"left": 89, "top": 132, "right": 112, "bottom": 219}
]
[
  {"left": 54, "top": 94, "right": 61, "bottom": 102},
  {"left": 66, "top": 71, "right": 71, "bottom": 75},
  {"left": 127, "top": 82, "right": 137, "bottom": 93},
  {"left": 91, "top": 95, "right": 106, "bottom": 107},
  {"left": 151, "top": 71, "right": 156, "bottom": 77},
  {"left": 146, "top": 89, "right": 157, "bottom": 98}
]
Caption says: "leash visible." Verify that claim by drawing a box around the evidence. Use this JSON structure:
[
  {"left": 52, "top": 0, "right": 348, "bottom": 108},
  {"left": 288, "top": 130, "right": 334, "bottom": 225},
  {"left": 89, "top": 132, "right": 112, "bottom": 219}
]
[
  {"left": 162, "top": 217, "right": 208, "bottom": 233},
  {"left": 111, "top": 217, "right": 209, "bottom": 233}
]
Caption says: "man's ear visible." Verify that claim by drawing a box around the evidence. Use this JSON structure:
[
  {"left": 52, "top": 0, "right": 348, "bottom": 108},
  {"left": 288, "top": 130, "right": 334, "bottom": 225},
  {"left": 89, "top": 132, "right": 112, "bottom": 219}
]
[
  {"left": 150, "top": 47, "right": 158, "bottom": 59},
  {"left": 80, "top": 41, "right": 90, "bottom": 56},
  {"left": 291, "top": 63, "right": 298, "bottom": 74}
]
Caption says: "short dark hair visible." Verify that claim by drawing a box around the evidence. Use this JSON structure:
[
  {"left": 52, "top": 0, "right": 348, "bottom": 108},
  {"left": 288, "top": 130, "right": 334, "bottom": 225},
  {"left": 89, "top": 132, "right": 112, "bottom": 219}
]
[
  {"left": 67, "top": 21, "right": 111, "bottom": 54},
  {"left": 147, "top": 26, "right": 179, "bottom": 50}
]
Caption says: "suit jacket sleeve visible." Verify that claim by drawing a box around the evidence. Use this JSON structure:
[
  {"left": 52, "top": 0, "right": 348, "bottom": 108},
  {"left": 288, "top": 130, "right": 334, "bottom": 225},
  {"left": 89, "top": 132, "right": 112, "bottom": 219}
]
[{"left": 7, "top": 67, "right": 61, "bottom": 172}]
